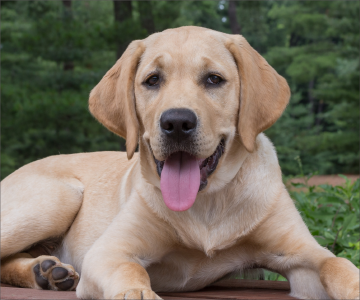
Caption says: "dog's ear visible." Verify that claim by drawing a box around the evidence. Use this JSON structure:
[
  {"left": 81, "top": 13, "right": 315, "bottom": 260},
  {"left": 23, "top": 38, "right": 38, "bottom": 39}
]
[
  {"left": 89, "top": 40, "right": 145, "bottom": 159},
  {"left": 227, "top": 36, "right": 290, "bottom": 152}
]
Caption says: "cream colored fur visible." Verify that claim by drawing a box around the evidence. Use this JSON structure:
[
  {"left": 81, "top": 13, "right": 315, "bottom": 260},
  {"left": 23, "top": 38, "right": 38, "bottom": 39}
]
[{"left": 1, "top": 27, "right": 359, "bottom": 300}]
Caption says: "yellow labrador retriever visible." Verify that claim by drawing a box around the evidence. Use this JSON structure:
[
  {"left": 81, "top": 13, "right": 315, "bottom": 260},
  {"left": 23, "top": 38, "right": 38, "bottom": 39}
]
[{"left": 1, "top": 26, "right": 359, "bottom": 300}]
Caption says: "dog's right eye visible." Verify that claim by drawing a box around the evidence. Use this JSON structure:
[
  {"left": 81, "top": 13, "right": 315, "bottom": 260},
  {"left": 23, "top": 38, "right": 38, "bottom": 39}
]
[
  {"left": 146, "top": 75, "right": 160, "bottom": 86},
  {"left": 207, "top": 75, "right": 223, "bottom": 85}
]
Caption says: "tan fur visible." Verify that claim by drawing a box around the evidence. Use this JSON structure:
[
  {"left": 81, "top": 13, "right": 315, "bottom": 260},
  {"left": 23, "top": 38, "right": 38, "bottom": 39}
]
[
  {"left": 1, "top": 253, "right": 36, "bottom": 289},
  {"left": 1, "top": 26, "right": 359, "bottom": 300},
  {"left": 226, "top": 36, "right": 290, "bottom": 152},
  {"left": 89, "top": 41, "right": 145, "bottom": 159},
  {"left": 1, "top": 253, "right": 79, "bottom": 291}
]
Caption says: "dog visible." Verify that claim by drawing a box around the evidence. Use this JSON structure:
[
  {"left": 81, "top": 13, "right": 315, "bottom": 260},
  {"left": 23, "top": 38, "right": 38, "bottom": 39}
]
[{"left": 1, "top": 26, "right": 359, "bottom": 300}]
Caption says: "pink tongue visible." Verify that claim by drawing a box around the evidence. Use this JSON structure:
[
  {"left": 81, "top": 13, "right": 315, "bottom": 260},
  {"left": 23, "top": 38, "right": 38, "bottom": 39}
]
[{"left": 160, "top": 152, "right": 200, "bottom": 211}]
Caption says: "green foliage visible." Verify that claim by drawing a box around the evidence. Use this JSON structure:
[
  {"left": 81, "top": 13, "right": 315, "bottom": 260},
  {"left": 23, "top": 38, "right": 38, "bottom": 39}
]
[
  {"left": 291, "top": 174, "right": 360, "bottom": 268},
  {"left": 265, "top": 1, "right": 359, "bottom": 175},
  {"left": 1, "top": 1, "right": 122, "bottom": 180}
]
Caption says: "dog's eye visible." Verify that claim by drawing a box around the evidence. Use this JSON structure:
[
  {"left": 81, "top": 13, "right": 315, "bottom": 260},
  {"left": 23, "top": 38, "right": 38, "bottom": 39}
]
[
  {"left": 146, "top": 75, "right": 160, "bottom": 86},
  {"left": 207, "top": 75, "right": 223, "bottom": 85}
]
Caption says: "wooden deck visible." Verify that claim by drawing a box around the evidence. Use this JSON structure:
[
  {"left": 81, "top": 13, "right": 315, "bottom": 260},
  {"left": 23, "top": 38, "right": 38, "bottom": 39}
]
[{"left": 1, "top": 280, "right": 296, "bottom": 299}]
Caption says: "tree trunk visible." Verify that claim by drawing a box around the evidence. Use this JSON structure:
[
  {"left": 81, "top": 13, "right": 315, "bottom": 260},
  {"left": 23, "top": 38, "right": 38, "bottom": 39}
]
[
  {"left": 138, "top": 1, "right": 155, "bottom": 36},
  {"left": 62, "top": 0, "right": 71, "bottom": 9},
  {"left": 315, "top": 99, "right": 324, "bottom": 129},
  {"left": 113, "top": 1, "right": 133, "bottom": 59},
  {"left": 62, "top": 0, "right": 74, "bottom": 71},
  {"left": 228, "top": 1, "right": 241, "bottom": 35},
  {"left": 308, "top": 79, "right": 315, "bottom": 129}
]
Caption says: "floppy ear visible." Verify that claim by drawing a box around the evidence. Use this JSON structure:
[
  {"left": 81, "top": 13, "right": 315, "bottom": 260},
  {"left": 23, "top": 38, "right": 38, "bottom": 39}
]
[
  {"left": 89, "top": 40, "right": 145, "bottom": 159},
  {"left": 226, "top": 36, "right": 290, "bottom": 152}
]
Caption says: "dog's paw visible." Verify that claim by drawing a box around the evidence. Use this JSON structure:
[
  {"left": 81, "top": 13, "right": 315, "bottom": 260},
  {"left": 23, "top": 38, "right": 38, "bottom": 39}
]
[
  {"left": 32, "top": 255, "right": 79, "bottom": 291},
  {"left": 114, "top": 289, "right": 162, "bottom": 299}
]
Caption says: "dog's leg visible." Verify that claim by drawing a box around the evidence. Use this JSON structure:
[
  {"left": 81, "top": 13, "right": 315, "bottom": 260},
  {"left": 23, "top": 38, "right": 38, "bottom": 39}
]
[
  {"left": 257, "top": 242, "right": 359, "bottom": 299},
  {"left": 1, "top": 165, "right": 84, "bottom": 290},
  {"left": 285, "top": 265, "right": 331, "bottom": 299},
  {"left": 319, "top": 256, "right": 359, "bottom": 300},
  {"left": 1, "top": 169, "right": 84, "bottom": 258},
  {"left": 252, "top": 193, "right": 359, "bottom": 299},
  {"left": 280, "top": 250, "right": 359, "bottom": 300},
  {"left": 1, "top": 253, "right": 79, "bottom": 291},
  {"left": 76, "top": 204, "right": 171, "bottom": 299}
]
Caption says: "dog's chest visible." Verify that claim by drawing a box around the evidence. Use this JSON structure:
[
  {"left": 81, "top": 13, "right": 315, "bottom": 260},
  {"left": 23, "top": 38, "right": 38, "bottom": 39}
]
[
  {"left": 165, "top": 206, "right": 255, "bottom": 256},
  {"left": 147, "top": 244, "right": 249, "bottom": 292},
  {"left": 174, "top": 222, "right": 239, "bottom": 256}
]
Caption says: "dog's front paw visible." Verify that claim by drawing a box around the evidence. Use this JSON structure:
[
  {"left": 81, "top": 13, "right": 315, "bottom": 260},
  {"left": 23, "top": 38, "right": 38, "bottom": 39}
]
[{"left": 114, "top": 289, "right": 162, "bottom": 299}]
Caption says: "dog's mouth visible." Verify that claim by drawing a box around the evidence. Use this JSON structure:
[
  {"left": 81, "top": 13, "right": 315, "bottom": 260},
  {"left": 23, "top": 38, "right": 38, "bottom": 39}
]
[{"left": 153, "top": 139, "right": 225, "bottom": 211}]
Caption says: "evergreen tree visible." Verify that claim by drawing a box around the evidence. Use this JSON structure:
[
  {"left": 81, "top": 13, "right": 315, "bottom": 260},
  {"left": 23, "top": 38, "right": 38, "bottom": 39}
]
[{"left": 265, "top": 1, "right": 359, "bottom": 174}]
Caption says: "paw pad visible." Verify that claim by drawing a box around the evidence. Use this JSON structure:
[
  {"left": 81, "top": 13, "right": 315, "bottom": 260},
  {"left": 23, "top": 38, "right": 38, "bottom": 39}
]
[
  {"left": 55, "top": 279, "right": 74, "bottom": 290},
  {"left": 52, "top": 267, "right": 69, "bottom": 280},
  {"left": 33, "top": 264, "right": 50, "bottom": 290},
  {"left": 41, "top": 260, "right": 56, "bottom": 272},
  {"left": 32, "top": 257, "right": 79, "bottom": 291}
]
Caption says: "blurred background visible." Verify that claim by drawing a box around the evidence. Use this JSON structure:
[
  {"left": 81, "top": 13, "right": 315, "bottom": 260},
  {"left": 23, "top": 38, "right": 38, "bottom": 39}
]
[{"left": 1, "top": 1, "right": 359, "bottom": 180}]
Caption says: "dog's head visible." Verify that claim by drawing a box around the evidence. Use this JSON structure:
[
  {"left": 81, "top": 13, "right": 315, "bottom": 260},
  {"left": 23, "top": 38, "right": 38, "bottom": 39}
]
[{"left": 89, "top": 26, "right": 290, "bottom": 211}]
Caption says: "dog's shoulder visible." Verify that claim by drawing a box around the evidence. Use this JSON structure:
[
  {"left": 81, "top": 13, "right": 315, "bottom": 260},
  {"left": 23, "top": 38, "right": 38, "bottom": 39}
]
[
  {"left": 240, "top": 133, "right": 281, "bottom": 179},
  {"left": 255, "top": 133, "right": 279, "bottom": 165}
]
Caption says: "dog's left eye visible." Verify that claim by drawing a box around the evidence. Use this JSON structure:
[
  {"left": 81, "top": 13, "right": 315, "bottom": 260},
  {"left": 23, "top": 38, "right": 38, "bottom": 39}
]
[
  {"left": 146, "top": 75, "right": 160, "bottom": 86},
  {"left": 207, "top": 75, "right": 223, "bottom": 85}
]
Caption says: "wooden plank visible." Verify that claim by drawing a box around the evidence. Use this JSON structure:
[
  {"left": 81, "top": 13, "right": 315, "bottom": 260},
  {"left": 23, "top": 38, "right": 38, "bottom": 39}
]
[
  {"left": 1, "top": 282, "right": 295, "bottom": 300},
  {"left": 0, "top": 286, "right": 78, "bottom": 300},
  {"left": 159, "top": 298, "right": 210, "bottom": 300},
  {"left": 160, "top": 287, "right": 295, "bottom": 299},
  {"left": 210, "top": 279, "right": 290, "bottom": 290},
  {"left": 0, "top": 286, "right": 211, "bottom": 300}
]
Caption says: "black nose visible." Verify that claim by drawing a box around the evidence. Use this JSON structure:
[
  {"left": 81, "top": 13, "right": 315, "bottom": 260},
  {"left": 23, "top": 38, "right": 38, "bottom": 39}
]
[{"left": 160, "top": 108, "right": 197, "bottom": 140}]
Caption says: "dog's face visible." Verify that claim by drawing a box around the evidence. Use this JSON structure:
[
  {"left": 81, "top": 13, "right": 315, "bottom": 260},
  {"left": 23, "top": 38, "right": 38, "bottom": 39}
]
[
  {"left": 89, "top": 26, "right": 290, "bottom": 211},
  {"left": 135, "top": 28, "right": 239, "bottom": 162},
  {"left": 135, "top": 28, "right": 240, "bottom": 204}
]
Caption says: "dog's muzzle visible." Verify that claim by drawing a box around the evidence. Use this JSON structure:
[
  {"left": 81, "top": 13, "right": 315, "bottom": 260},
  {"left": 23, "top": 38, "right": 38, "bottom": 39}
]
[
  {"left": 153, "top": 139, "right": 225, "bottom": 212},
  {"left": 150, "top": 108, "right": 225, "bottom": 211}
]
